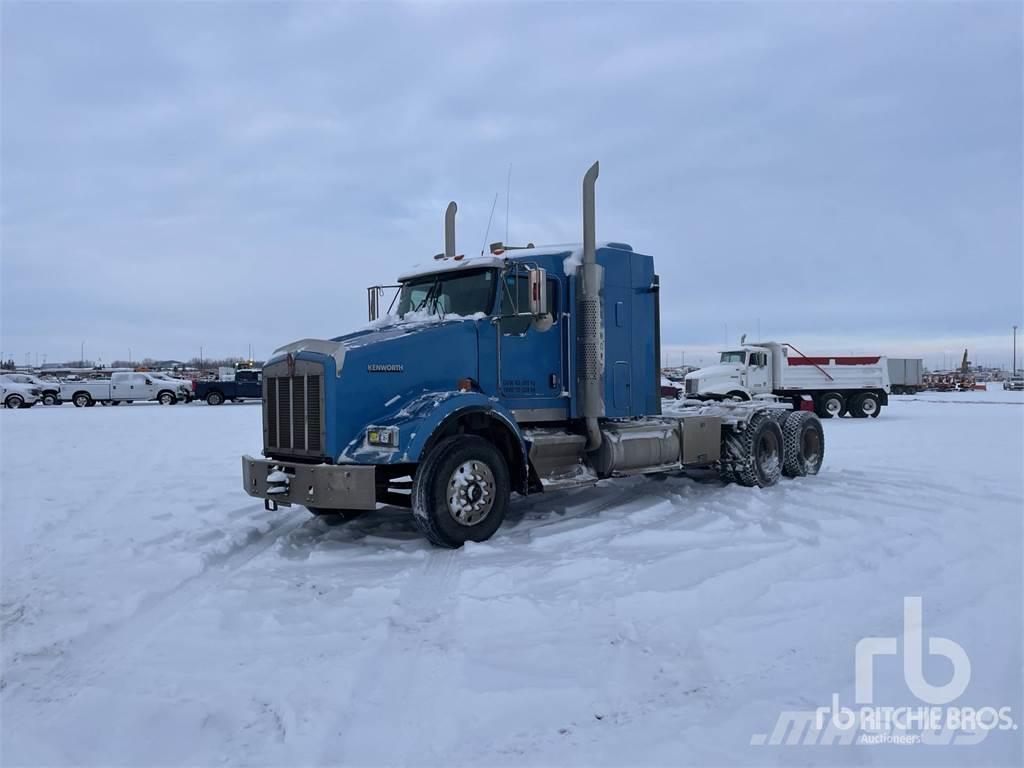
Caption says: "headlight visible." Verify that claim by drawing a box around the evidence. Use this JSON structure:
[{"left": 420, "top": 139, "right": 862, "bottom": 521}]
[{"left": 367, "top": 426, "right": 399, "bottom": 447}]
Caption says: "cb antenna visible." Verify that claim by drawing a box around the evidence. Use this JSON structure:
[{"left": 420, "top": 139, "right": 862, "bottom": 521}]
[
  {"left": 505, "top": 163, "right": 512, "bottom": 244},
  {"left": 480, "top": 192, "right": 499, "bottom": 256}
]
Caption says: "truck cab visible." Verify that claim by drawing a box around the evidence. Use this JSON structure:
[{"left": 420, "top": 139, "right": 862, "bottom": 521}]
[{"left": 684, "top": 346, "right": 774, "bottom": 400}]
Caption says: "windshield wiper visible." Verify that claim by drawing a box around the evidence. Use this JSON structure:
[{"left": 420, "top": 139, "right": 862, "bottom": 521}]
[{"left": 412, "top": 278, "right": 442, "bottom": 315}]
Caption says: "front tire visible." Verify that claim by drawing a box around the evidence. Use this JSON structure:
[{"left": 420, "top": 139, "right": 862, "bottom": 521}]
[
  {"left": 73, "top": 393, "right": 92, "bottom": 408},
  {"left": 781, "top": 411, "right": 825, "bottom": 477},
  {"left": 412, "top": 435, "right": 511, "bottom": 547},
  {"left": 158, "top": 391, "right": 177, "bottom": 405},
  {"left": 206, "top": 391, "right": 224, "bottom": 406},
  {"left": 42, "top": 393, "right": 58, "bottom": 406}
]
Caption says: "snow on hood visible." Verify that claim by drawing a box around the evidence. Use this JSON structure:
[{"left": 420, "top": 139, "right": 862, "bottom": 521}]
[
  {"left": 358, "top": 310, "right": 487, "bottom": 333},
  {"left": 684, "top": 363, "right": 742, "bottom": 381},
  {"left": 269, "top": 338, "right": 346, "bottom": 375}
]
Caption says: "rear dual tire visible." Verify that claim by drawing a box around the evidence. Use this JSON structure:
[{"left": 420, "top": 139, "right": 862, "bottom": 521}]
[
  {"left": 849, "top": 392, "right": 880, "bottom": 419},
  {"left": 722, "top": 412, "right": 784, "bottom": 488},
  {"left": 816, "top": 392, "right": 844, "bottom": 419},
  {"left": 721, "top": 410, "right": 825, "bottom": 487},
  {"left": 781, "top": 411, "right": 825, "bottom": 477}
]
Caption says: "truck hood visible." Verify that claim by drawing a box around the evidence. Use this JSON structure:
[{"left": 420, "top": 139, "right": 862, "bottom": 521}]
[
  {"left": 333, "top": 313, "right": 487, "bottom": 351},
  {"left": 271, "top": 317, "right": 486, "bottom": 462},
  {"left": 685, "top": 363, "right": 743, "bottom": 382}
]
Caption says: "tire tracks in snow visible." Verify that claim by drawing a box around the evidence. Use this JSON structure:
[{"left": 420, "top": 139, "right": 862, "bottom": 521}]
[
  {"left": 2, "top": 505, "right": 308, "bottom": 705},
  {"left": 328, "top": 549, "right": 463, "bottom": 764}
]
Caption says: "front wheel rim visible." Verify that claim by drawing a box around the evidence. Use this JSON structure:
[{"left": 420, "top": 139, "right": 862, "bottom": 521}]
[{"left": 446, "top": 459, "right": 496, "bottom": 526}]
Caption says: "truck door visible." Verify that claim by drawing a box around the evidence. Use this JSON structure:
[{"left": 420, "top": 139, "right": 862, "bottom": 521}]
[
  {"left": 496, "top": 272, "right": 567, "bottom": 419},
  {"left": 238, "top": 371, "right": 261, "bottom": 398},
  {"left": 745, "top": 351, "right": 771, "bottom": 394},
  {"left": 111, "top": 373, "right": 130, "bottom": 399}
]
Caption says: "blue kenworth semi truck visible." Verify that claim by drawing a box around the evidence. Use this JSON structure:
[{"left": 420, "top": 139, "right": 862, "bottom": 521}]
[{"left": 242, "top": 163, "right": 825, "bottom": 546}]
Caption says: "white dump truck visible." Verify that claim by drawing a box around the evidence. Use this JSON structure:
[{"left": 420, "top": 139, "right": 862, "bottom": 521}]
[{"left": 684, "top": 341, "right": 890, "bottom": 418}]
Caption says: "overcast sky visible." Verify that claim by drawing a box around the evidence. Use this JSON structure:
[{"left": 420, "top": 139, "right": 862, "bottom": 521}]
[{"left": 2, "top": 2, "right": 1021, "bottom": 370}]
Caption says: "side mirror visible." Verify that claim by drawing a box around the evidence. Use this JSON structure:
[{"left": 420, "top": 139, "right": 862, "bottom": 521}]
[
  {"left": 145, "top": 378, "right": 153, "bottom": 385},
  {"left": 527, "top": 267, "right": 553, "bottom": 332},
  {"left": 527, "top": 267, "right": 547, "bottom": 316}
]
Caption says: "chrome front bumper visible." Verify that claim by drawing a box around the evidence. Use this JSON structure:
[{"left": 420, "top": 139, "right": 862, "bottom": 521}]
[{"left": 241, "top": 456, "right": 377, "bottom": 510}]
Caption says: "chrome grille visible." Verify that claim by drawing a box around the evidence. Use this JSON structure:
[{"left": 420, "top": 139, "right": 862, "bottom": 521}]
[{"left": 263, "top": 360, "right": 325, "bottom": 459}]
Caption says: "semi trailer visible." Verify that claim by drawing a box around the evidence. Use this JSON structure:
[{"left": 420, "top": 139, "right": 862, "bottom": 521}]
[
  {"left": 684, "top": 344, "right": 890, "bottom": 419},
  {"left": 242, "top": 163, "right": 826, "bottom": 547},
  {"left": 887, "top": 358, "right": 924, "bottom": 395}
]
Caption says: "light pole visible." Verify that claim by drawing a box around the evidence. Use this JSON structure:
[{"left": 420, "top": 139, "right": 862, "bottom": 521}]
[
  {"left": 1014, "top": 325, "right": 1018, "bottom": 376},
  {"left": 81, "top": 341, "right": 85, "bottom": 368}
]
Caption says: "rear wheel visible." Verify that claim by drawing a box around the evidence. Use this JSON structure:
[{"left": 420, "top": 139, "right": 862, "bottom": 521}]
[
  {"left": 781, "top": 411, "right": 825, "bottom": 477},
  {"left": 849, "top": 392, "right": 879, "bottom": 418},
  {"left": 816, "top": 392, "right": 844, "bottom": 419},
  {"left": 723, "top": 411, "right": 784, "bottom": 488},
  {"left": 412, "top": 435, "right": 511, "bottom": 547},
  {"left": 206, "top": 391, "right": 224, "bottom": 406},
  {"left": 5, "top": 394, "right": 24, "bottom": 409}
]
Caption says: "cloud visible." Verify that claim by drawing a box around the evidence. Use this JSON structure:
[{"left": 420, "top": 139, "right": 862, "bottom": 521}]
[{"left": 1, "top": 2, "right": 1020, "bottom": 366}]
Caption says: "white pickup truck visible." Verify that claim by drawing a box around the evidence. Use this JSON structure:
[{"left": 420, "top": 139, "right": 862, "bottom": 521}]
[
  {"left": 684, "top": 340, "right": 890, "bottom": 418},
  {"left": 61, "top": 372, "right": 185, "bottom": 407},
  {"left": 1, "top": 375, "right": 42, "bottom": 409}
]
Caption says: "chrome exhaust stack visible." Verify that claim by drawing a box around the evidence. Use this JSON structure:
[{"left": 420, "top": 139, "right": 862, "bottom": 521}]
[
  {"left": 577, "top": 161, "right": 605, "bottom": 450},
  {"left": 444, "top": 201, "right": 457, "bottom": 259}
]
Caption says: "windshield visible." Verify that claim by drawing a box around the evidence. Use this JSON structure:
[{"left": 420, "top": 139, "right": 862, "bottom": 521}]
[
  {"left": 720, "top": 351, "right": 746, "bottom": 364},
  {"left": 396, "top": 268, "right": 496, "bottom": 318}
]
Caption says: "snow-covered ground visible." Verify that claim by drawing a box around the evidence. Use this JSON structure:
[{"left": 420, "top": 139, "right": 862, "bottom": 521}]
[{"left": 2, "top": 391, "right": 1021, "bottom": 766}]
